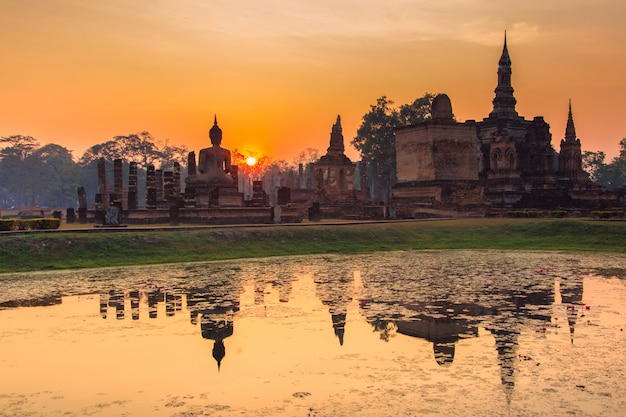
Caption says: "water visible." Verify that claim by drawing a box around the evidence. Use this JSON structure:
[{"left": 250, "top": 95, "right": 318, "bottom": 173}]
[{"left": 0, "top": 250, "right": 625, "bottom": 416}]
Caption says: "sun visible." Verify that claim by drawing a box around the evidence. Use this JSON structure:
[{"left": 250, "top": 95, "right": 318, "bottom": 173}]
[{"left": 246, "top": 156, "right": 257, "bottom": 166}]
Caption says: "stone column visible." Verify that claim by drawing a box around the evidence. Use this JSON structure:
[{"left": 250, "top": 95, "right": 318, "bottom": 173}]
[
  {"left": 113, "top": 158, "right": 123, "bottom": 205},
  {"left": 163, "top": 171, "right": 174, "bottom": 200},
  {"left": 146, "top": 165, "right": 157, "bottom": 210},
  {"left": 187, "top": 151, "right": 196, "bottom": 176},
  {"left": 128, "top": 162, "right": 138, "bottom": 210},
  {"left": 173, "top": 162, "right": 181, "bottom": 197},
  {"left": 77, "top": 186, "right": 87, "bottom": 222},
  {"left": 156, "top": 169, "right": 164, "bottom": 203},
  {"left": 97, "top": 158, "right": 108, "bottom": 207}
]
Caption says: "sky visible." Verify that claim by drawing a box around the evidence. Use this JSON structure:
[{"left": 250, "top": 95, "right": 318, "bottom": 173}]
[{"left": 1, "top": 0, "right": 625, "bottom": 163}]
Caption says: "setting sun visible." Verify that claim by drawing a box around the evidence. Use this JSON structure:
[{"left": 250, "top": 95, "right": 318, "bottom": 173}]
[{"left": 246, "top": 156, "right": 257, "bottom": 166}]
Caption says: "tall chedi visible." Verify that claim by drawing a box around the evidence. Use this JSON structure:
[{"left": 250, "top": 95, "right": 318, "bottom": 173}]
[
  {"left": 558, "top": 101, "right": 589, "bottom": 183},
  {"left": 488, "top": 32, "right": 522, "bottom": 120}
]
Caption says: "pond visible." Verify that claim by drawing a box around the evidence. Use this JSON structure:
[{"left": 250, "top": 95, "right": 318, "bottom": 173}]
[{"left": 0, "top": 250, "right": 625, "bottom": 416}]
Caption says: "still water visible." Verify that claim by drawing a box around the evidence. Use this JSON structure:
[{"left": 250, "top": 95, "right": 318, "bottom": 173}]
[{"left": 0, "top": 250, "right": 625, "bottom": 417}]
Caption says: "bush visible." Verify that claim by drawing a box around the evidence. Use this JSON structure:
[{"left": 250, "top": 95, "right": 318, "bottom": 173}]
[
  {"left": 0, "top": 219, "right": 16, "bottom": 231},
  {"left": 508, "top": 210, "right": 545, "bottom": 218},
  {"left": 29, "top": 218, "right": 61, "bottom": 230},
  {"left": 16, "top": 220, "right": 30, "bottom": 230},
  {"left": 551, "top": 210, "right": 567, "bottom": 218},
  {"left": 591, "top": 211, "right": 625, "bottom": 219}
]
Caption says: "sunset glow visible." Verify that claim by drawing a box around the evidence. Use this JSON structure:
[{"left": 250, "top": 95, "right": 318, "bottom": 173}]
[
  {"left": 246, "top": 156, "right": 257, "bottom": 167},
  {"left": 1, "top": 1, "right": 625, "bottom": 161}
]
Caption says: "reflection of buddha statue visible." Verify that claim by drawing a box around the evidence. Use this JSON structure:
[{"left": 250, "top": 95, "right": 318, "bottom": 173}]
[{"left": 187, "top": 116, "right": 233, "bottom": 186}]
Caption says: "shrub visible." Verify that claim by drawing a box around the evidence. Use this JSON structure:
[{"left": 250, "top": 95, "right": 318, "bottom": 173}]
[
  {"left": 29, "top": 218, "right": 61, "bottom": 230},
  {"left": 0, "top": 219, "right": 16, "bottom": 231},
  {"left": 591, "top": 211, "right": 625, "bottom": 219},
  {"left": 16, "top": 220, "right": 30, "bottom": 230},
  {"left": 551, "top": 210, "right": 567, "bottom": 218}
]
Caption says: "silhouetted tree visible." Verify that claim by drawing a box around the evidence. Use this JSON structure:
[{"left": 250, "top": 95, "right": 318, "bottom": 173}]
[
  {"left": 0, "top": 136, "right": 79, "bottom": 208},
  {"left": 30, "top": 144, "right": 80, "bottom": 208},
  {"left": 78, "top": 131, "right": 187, "bottom": 169},
  {"left": 352, "top": 93, "right": 435, "bottom": 203},
  {"left": 583, "top": 138, "right": 626, "bottom": 190}
]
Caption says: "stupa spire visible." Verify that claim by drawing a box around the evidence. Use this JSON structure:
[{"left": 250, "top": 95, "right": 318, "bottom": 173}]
[
  {"left": 488, "top": 31, "right": 519, "bottom": 119},
  {"left": 564, "top": 99, "right": 577, "bottom": 142}
]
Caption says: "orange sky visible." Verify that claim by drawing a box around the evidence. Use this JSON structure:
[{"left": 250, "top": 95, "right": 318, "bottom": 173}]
[{"left": 2, "top": 1, "right": 625, "bottom": 163}]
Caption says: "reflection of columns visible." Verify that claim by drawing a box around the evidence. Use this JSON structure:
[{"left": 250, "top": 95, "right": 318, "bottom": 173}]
[
  {"left": 148, "top": 289, "right": 159, "bottom": 318},
  {"left": 130, "top": 290, "right": 140, "bottom": 320},
  {"left": 255, "top": 279, "right": 265, "bottom": 305},
  {"left": 108, "top": 289, "right": 125, "bottom": 320},
  {"left": 166, "top": 292, "right": 181, "bottom": 317},
  {"left": 100, "top": 293, "right": 108, "bottom": 319}
]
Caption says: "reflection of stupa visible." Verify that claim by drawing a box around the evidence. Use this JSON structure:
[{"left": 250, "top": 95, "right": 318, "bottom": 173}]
[
  {"left": 313, "top": 266, "right": 354, "bottom": 346},
  {"left": 395, "top": 302, "right": 482, "bottom": 366},
  {"left": 201, "top": 313, "right": 234, "bottom": 370},
  {"left": 187, "top": 287, "right": 240, "bottom": 370},
  {"left": 558, "top": 275, "right": 584, "bottom": 343},
  {"left": 488, "top": 326, "right": 519, "bottom": 405}
]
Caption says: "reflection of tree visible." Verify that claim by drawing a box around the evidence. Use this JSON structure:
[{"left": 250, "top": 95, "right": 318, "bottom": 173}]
[{"left": 370, "top": 320, "right": 397, "bottom": 342}]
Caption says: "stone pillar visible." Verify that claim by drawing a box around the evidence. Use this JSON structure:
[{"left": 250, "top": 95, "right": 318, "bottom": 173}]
[
  {"left": 173, "top": 162, "right": 181, "bottom": 197},
  {"left": 66, "top": 208, "right": 76, "bottom": 223},
  {"left": 128, "top": 162, "right": 138, "bottom": 210},
  {"left": 187, "top": 151, "right": 196, "bottom": 177},
  {"left": 298, "top": 163, "right": 304, "bottom": 189},
  {"left": 163, "top": 171, "right": 174, "bottom": 200},
  {"left": 156, "top": 169, "right": 164, "bottom": 203},
  {"left": 230, "top": 165, "right": 239, "bottom": 184},
  {"left": 169, "top": 205, "right": 180, "bottom": 226},
  {"left": 113, "top": 158, "right": 123, "bottom": 204},
  {"left": 277, "top": 187, "right": 291, "bottom": 206},
  {"left": 97, "top": 158, "right": 108, "bottom": 208},
  {"left": 94, "top": 193, "right": 104, "bottom": 223},
  {"left": 146, "top": 165, "right": 157, "bottom": 210},
  {"left": 77, "top": 187, "right": 87, "bottom": 222},
  {"left": 251, "top": 181, "right": 267, "bottom": 207},
  {"left": 184, "top": 186, "right": 196, "bottom": 207}
]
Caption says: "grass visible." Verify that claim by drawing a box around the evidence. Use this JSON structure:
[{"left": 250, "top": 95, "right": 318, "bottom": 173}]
[{"left": 0, "top": 218, "right": 624, "bottom": 273}]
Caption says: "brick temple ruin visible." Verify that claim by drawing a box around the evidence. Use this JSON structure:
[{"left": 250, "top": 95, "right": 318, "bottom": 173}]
[
  {"left": 73, "top": 35, "right": 623, "bottom": 225},
  {"left": 392, "top": 35, "right": 624, "bottom": 218}
]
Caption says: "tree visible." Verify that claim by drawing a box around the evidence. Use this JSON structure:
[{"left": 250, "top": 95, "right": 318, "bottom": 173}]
[
  {"left": 0, "top": 135, "right": 40, "bottom": 207},
  {"left": 292, "top": 148, "right": 319, "bottom": 166},
  {"left": 582, "top": 138, "right": 626, "bottom": 190},
  {"left": 29, "top": 144, "right": 80, "bottom": 208},
  {"left": 78, "top": 131, "right": 187, "bottom": 169},
  {"left": 352, "top": 93, "right": 436, "bottom": 203},
  {"left": 0, "top": 136, "right": 80, "bottom": 208}
]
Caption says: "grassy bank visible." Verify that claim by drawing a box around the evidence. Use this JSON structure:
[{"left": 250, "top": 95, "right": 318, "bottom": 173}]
[{"left": 0, "top": 219, "right": 624, "bottom": 273}]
